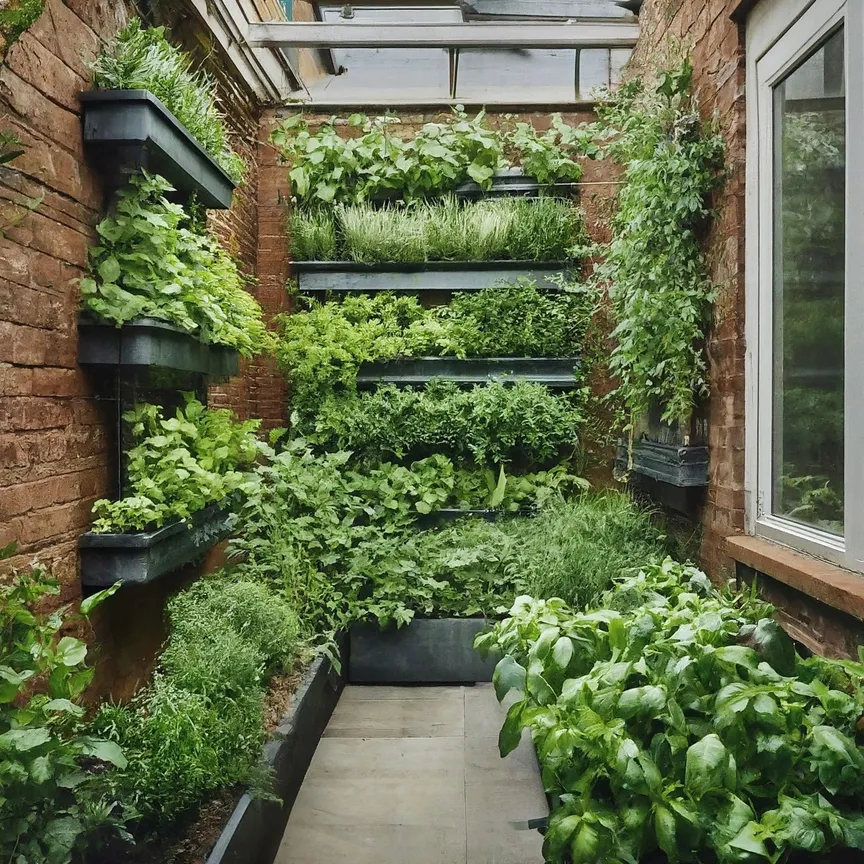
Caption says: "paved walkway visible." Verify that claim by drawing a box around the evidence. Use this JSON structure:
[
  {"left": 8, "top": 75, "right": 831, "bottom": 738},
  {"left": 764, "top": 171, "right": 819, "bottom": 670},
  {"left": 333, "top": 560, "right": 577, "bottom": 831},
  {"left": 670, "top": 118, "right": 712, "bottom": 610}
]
[{"left": 276, "top": 684, "right": 547, "bottom": 864}]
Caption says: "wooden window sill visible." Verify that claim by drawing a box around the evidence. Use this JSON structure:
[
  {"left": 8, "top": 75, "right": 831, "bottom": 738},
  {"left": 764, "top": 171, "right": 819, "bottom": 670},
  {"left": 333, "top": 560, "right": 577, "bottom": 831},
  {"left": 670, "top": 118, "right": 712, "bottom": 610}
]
[{"left": 726, "top": 534, "right": 864, "bottom": 622}]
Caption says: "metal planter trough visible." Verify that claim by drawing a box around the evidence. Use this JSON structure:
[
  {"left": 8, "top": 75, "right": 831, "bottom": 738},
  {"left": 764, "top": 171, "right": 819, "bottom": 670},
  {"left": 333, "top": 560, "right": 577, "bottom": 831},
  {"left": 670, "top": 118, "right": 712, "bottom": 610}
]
[
  {"left": 349, "top": 617, "right": 497, "bottom": 684},
  {"left": 357, "top": 356, "right": 580, "bottom": 389},
  {"left": 78, "top": 316, "right": 239, "bottom": 379},
  {"left": 79, "top": 506, "right": 236, "bottom": 588},
  {"left": 206, "top": 652, "right": 345, "bottom": 864},
  {"left": 454, "top": 167, "right": 570, "bottom": 199},
  {"left": 293, "top": 260, "right": 573, "bottom": 294},
  {"left": 617, "top": 439, "right": 710, "bottom": 488},
  {"left": 80, "top": 89, "right": 236, "bottom": 209}
]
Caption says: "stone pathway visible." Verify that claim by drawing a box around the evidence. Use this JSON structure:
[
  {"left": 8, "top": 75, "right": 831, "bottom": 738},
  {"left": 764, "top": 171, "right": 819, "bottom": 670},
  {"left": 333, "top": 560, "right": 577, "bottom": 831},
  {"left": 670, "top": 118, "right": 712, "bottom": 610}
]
[{"left": 275, "top": 684, "right": 547, "bottom": 864}]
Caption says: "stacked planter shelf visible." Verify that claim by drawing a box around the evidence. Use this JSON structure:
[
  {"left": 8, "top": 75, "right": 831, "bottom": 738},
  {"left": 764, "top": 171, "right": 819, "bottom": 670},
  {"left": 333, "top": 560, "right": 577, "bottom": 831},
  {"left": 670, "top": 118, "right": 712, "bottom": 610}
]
[{"left": 77, "top": 88, "right": 239, "bottom": 589}]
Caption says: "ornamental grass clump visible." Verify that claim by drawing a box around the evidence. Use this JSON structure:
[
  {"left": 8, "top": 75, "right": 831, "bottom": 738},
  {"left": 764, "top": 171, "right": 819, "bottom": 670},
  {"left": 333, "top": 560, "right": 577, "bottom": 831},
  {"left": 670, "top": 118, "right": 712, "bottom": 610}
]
[
  {"left": 91, "top": 19, "right": 245, "bottom": 182},
  {"left": 479, "top": 559, "right": 864, "bottom": 864},
  {"left": 80, "top": 173, "right": 271, "bottom": 357}
]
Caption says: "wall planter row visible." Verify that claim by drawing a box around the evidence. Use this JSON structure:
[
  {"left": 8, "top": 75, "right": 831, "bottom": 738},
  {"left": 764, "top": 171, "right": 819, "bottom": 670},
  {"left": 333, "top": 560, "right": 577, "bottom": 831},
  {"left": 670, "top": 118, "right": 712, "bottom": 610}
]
[
  {"left": 616, "top": 439, "right": 710, "bottom": 488},
  {"left": 349, "top": 617, "right": 497, "bottom": 684},
  {"left": 293, "top": 260, "right": 574, "bottom": 294},
  {"left": 79, "top": 505, "right": 236, "bottom": 588},
  {"left": 357, "top": 356, "right": 580, "bottom": 389},
  {"left": 454, "top": 167, "right": 571, "bottom": 199},
  {"left": 78, "top": 316, "right": 239, "bottom": 379},
  {"left": 206, "top": 652, "right": 345, "bottom": 864},
  {"left": 80, "top": 89, "right": 236, "bottom": 209}
]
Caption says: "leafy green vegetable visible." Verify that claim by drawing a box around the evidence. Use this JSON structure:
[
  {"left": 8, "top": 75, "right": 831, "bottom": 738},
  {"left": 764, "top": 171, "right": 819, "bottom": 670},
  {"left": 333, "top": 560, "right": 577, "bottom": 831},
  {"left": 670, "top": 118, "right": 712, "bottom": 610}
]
[
  {"left": 479, "top": 559, "right": 864, "bottom": 863},
  {"left": 90, "top": 395, "right": 263, "bottom": 533},
  {"left": 91, "top": 19, "right": 245, "bottom": 182},
  {"left": 80, "top": 173, "right": 270, "bottom": 357}
]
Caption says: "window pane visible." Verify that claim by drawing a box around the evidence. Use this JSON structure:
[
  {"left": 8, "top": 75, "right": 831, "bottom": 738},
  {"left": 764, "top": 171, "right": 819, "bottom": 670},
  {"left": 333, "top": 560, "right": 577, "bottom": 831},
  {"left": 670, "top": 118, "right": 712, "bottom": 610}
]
[{"left": 772, "top": 27, "right": 845, "bottom": 534}]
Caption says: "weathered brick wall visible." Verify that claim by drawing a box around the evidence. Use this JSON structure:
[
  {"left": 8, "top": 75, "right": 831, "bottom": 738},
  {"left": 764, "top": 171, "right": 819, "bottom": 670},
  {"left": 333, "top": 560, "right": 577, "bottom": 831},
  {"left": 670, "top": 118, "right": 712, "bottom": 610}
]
[
  {"left": 630, "top": 0, "right": 746, "bottom": 580},
  {"left": 0, "top": 1, "right": 287, "bottom": 696}
]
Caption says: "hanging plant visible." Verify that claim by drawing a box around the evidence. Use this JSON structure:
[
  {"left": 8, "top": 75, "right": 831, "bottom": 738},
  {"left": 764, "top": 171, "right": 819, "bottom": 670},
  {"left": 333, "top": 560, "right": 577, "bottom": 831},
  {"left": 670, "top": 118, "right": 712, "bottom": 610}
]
[{"left": 590, "top": 59, "right": 726, "bottom": 437}]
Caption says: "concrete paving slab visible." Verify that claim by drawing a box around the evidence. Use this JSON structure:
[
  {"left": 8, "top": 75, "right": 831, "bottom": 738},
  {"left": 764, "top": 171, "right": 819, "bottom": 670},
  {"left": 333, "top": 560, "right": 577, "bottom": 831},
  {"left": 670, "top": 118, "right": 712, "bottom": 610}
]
[
  {"left": 339, "top": 685, "right": 464, "bottom": 702},
  {"left": 324, "top": 690, "right": 465, "bottom": 738}
]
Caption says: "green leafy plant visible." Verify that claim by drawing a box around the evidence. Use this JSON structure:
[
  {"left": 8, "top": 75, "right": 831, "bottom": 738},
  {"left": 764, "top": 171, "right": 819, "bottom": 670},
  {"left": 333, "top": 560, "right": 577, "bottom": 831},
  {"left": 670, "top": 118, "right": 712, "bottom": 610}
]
[
  {"left": 478, "top": 559, "right": 864, "bottom": 863},
  {"left": 90, "top": 395, "right": 263, "bottom": 533},
  {"left": 0, "top": 0, "right": 44, "bottom": 56},
  {"left": 507, "top": 114, "right": 594, "bottom": 186},
  {"left": 94, "top": 575, "right": 298, "bottom": 823},
  {"left": 1, "top": 547, "right": 127, "bottom": 864},
  {"left": 80, "top": 173, "right": 270, "bottom": 357},
  {"left": 277, "top": 283, "right": 592, "bottom": 411},
  {"left": 297, "top": 379, "right": 584, "bottom": 466},
  {"left": 590, "top": 59, "right": 726, "bottom": 433},
  {"left": 291, "top": 197, "right": 587, "bottom": 263},
  {"left": 91, "top": 19, "right": 244, "bottom": 182}
]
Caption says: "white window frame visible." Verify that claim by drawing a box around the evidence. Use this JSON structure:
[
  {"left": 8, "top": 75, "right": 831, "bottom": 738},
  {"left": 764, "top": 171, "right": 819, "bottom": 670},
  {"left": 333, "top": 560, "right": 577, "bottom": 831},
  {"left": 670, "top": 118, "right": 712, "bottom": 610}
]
[{"left": 745, "top": 0, "right": 864, "bottom": 571}]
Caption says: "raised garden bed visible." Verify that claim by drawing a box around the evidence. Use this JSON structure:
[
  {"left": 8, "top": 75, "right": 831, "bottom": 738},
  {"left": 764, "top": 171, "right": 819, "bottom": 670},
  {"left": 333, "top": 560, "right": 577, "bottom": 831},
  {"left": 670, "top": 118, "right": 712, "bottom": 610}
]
[
  {"left": 349, "top": 617, "right": 497, "bottom": 684},
  {"left": 357, "top": 356, "right": 580, "bottom": 389},
  {"left": 616, "top": 439, "right": 710, "bottom": 488},
  {"left": 206, "top": 652, "right": 345, "bottom": 864},
  {"left": 293, "top": 260, "right": 574, "bottom": 294},
  {"left": 79, "top": 505, "right": 236, "bottom": 588},
  {"left": 78, "top": 316, "right": 239, "bottom": 379},
  {"left": 80, "top": 89, "right": 236, "bottom": 209}
]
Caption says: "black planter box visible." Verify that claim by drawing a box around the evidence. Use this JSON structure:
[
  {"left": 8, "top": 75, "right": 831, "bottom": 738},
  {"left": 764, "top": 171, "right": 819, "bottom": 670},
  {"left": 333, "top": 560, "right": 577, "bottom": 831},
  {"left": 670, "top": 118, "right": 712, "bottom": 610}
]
[
  {"left": 78, "top": 316, "right": 238, "bottom": 379},
  {"left": 455, "top": 167, "right": 570, "bottom": 199},
  {"left": 293, "top": 260, "right": 573, "bottom": 294},
  {"left": 79, "top": 506, "right": 236, "bottom": 587},
  {"left": 616, "top": 440, "right": 710, "bottom": 488},
  {"left": 206, "top": 651, "right": 345, "bottom": 864},
  {"left": 349, "top": 617, "right": 497, "bottom": 684},
  {"left": 80, "top": 89, "right": 236, "bottom": 209},
  {"left": 357, "top": 357, "right": 580, "bottom": 389}
]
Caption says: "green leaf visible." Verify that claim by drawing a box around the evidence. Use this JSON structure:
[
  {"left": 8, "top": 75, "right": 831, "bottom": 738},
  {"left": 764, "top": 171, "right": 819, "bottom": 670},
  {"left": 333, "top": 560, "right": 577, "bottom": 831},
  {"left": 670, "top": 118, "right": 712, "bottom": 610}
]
[
  {"left": 0, "top": 727, "right": 52, "bottom": 752},
  {"left": 30, "top": 754, "right": 52, "bottom": 784},
  {"left": 80, "top": 582, "right": 121, "bottom": 616},
  {"left": 728, "top": 822, "right": 769, "bottom": 857},
  {"left": 617, "top": 685, "right": 666, "bottom": 720},
  {"left": 543, "top": 814, "right": 582, "bottom": 860},
  {"left": 552, "top": 636, "right": 574, "bottom": 670},
  {"left": 79, "top": 737, "right": 128, "bottom": 768},
  {"left": 56, "top": 636, "right": 87, "bottom": 667},
  {"left": 44, "top": 699, "right": 85, "bottom": 717},
  {"left": 685, "top": 734, "right": 734, "bottom": 799},
  {"left": 493, "top": 655, "right": 527, "bottom": 702},
  {"left": 498, "top": 699, "right": 525, "bottom": 757}
]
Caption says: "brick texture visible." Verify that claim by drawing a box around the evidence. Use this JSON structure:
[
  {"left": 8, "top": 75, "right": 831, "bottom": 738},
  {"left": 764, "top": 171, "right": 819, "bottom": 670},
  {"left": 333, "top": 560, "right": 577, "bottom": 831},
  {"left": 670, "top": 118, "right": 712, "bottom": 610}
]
[{"left": 629, "top": 0, "right": 746, "bottom": 582}]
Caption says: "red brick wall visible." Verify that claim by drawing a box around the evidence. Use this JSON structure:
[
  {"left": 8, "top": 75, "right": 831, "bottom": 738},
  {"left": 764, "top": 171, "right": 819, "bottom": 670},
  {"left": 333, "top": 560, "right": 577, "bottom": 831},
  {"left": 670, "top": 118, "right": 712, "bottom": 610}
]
[
  {"left": 629, "top": 0, "right": 747, "bottom": 581},
  {"left": 0, "top": 1, "right": 286, "bottom": 694}
]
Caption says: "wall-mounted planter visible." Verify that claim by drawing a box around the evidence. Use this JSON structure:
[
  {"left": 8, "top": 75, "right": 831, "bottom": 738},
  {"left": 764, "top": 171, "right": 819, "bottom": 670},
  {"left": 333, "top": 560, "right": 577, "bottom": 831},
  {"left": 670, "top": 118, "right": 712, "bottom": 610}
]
[
  {"left": 78, "top": 316, "right": 239, "bottom": 379},
  {"left": 357, "top": 357, "right": 580, "bottom": 389},
  {"left": 293, "top": 260, "right": 574, "bottom": 294},
  {"left": 80, "top": 89, "right": 236, "bottom": 209},
  {"left": 349, "top": 617, "right": 497, "bottom": 684},
  {"left": 206, "top": 652, "right": 345, "bottom": 864},
  {"left": 616, "top": 440, "right": 710, "bottom": 488},
  {"left": 79, "top": 505, "right": 236, "bottom": 588},
  {"left": 454, "top": 167, "right": 570, "bottom": 199}
]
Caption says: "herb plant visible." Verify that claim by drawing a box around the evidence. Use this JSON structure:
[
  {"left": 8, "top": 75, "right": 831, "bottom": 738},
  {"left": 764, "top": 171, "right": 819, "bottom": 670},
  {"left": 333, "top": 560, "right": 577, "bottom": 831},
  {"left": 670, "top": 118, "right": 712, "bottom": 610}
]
[
  {"left": 297, "top": 380, "right": 584, "bottom": 466},
  {"left": 1, "top": 548, "right": 127, "bottom": 864},
  {"left": 90, "top": 395, "right": 262, "bottom": 533},
  {"left": 291, "top": 197, "right": 587, "bottom": 263},
  {"left": 91, "top": 19, "right": 245, "bottom": 182},
  {"left": 94, "top": 575, "right": 299, "bottom": 822},
  {"left": 478, "top": 559, "right": 864, "bottom": 863},
  {"left": 271, "top": 110, "right": 591, "bottom": 206},
  {"left": 591, "top": 59, "right": 726, "bottom": 432},
  {"left": 80, "top": 173, "right": 270, "bottom": 357}
]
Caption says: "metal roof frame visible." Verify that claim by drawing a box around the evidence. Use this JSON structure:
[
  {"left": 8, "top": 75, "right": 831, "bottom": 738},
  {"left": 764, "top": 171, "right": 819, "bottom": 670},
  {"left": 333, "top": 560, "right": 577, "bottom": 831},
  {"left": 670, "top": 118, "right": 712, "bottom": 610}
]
[{"left": 247, "top": 20, "right": 640, "bottom": 48}]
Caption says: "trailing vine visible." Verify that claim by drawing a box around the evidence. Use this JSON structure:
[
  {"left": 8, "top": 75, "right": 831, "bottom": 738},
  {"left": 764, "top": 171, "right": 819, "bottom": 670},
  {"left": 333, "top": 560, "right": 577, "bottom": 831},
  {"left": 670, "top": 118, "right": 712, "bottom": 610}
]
[{"left": 590, "top": 59, "right": 726, "bottom": 436}]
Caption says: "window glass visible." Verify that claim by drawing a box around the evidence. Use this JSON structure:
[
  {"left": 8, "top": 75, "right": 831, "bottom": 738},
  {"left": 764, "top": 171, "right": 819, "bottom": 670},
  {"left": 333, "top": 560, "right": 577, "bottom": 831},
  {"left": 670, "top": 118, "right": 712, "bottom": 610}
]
[{"left": 771, "top": 26, "right": 845, "bottom": 533}]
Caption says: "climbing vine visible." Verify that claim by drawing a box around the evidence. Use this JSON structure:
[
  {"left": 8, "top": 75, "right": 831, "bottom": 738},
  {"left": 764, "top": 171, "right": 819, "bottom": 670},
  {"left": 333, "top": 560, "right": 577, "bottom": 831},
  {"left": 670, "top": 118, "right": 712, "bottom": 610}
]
[{"left": 591, "top": 59, "right": 726, "bottom": 433}]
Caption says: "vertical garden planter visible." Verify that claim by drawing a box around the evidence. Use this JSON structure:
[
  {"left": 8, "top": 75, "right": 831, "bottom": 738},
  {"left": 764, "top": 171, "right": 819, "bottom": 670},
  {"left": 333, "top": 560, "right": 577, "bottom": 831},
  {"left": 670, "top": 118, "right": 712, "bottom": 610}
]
[
  {"left": 293, "top": 260, "right": 574, "bottom": 294},
  {"left": 349, "top": 618, "right": 497, "bottom": 684},
  {"left": 80, "top": 89, "right": 236, "bottom": 209},
  {"left": 79, "top": 506, "right": 236, "bottom": 588},
  {"left": 454, "top": 167, "right": 570, "bottom": 199},
  {"left": 617, "top": 439, "right": 710, "bottom": 488}
]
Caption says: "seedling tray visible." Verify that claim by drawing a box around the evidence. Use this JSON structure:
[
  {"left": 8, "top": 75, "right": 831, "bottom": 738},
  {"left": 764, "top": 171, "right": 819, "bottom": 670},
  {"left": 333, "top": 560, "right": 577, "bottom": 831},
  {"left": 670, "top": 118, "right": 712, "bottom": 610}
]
[
  {"left": 206, "top": 651, "right": 345, "bottom": 864},
  {"left": 293, "top": 260, "right": 574, "bottom": 294},
  {"left": 79, "top": 506, "right": 236, "bottom": 587},
  {"left": 80, "top": 89, "right": 236, "bottom": 209},
  {"left": 617, "top": 440, "right": 710, "bottom": 488},
  {"left": 349, "top": 617, "right": 497, "bottom": 684},
  {"left": 78, "top": 316, "right": 239, "bottom": 379},
  {"left": 357, "top": 356, "right": 580, "bottom": 389}
]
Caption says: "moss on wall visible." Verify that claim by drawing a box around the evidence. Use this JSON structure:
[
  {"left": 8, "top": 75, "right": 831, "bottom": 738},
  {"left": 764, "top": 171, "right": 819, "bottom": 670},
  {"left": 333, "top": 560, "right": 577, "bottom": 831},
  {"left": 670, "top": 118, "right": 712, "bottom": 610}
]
[{"left": 0, "top": 0, "right": 45, "bottom": 61}]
